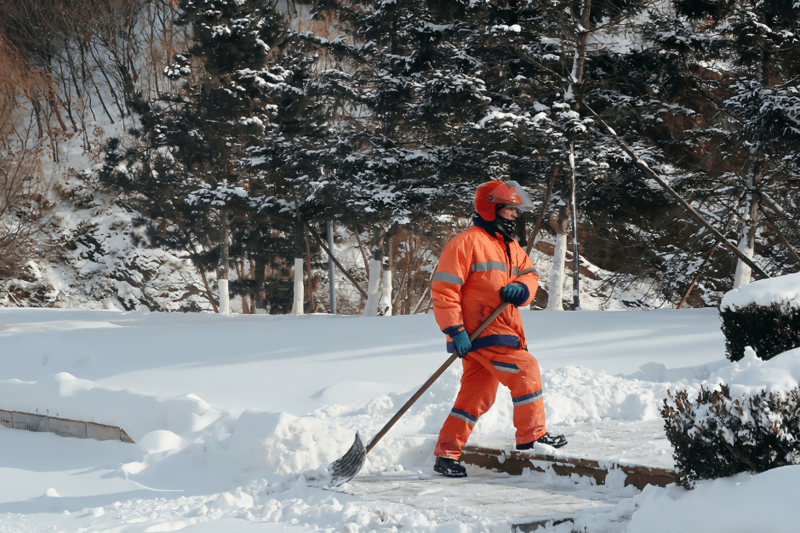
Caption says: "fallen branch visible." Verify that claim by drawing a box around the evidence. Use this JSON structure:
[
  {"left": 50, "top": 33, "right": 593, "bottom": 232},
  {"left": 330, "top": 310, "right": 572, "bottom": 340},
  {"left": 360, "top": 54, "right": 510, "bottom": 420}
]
[
  {"left": 678, "top": 212, "right": 737, "bottom": 309},
  {"left": 759, "top": 206, "right": 800, "bottom": 266}
]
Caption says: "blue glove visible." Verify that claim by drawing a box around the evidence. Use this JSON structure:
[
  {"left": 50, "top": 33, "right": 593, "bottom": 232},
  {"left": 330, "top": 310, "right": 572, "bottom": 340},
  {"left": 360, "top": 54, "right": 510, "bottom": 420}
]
[
  {"left": 500, "top": 282, "right": 529, "bottom": 306},
  {"left": 451, "top": 329, "right": 472, "bottom": 358}
]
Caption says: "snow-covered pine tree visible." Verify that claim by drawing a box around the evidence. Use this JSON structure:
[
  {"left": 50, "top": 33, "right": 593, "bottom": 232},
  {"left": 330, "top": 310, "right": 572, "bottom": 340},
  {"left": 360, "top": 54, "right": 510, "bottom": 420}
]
[
  {"left": 444, "top": 0, "right": 644, "bottom": 308},
  {"left": 306, "top": 0, "right": 599, "bottom": 313},
  {"left": 641, "top": 0, "right": 800, "bottom": 295},
  {"left": 303, "top": 0, "right": 483, "bottom": 316},
  {"left": 101, "top": 0, "right": 296, "bottom": 313},
  {"left": 526, "top": 0, "right": 767, "bottom": 307},
  {"left": 236, "top": 19, "right": 347, "bottom": 315}
]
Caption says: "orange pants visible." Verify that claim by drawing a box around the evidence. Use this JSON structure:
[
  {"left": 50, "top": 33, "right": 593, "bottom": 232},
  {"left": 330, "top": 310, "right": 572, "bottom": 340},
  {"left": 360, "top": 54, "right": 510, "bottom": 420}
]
[{"left": 434, "top": 345, "right": 546, "bottom": 460}]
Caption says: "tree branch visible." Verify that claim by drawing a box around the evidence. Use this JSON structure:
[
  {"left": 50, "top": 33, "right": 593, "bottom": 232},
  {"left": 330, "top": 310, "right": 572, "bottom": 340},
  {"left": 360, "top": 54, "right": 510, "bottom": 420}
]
[{"left": 580, "top": 100, "right": 770, "bottom": 280}]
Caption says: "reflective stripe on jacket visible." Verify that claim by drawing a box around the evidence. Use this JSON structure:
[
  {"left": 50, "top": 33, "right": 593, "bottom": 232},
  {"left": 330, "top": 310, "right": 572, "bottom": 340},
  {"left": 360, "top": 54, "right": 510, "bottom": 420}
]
[{"left": 431, "top": 217, "right": 540, "bottom": 353}]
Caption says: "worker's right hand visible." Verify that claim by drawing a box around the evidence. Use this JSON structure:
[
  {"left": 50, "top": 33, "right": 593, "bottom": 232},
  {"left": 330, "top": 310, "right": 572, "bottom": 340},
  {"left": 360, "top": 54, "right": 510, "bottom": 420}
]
[{"left": 451, "top": 329, "right": 472, "bottom": 358}]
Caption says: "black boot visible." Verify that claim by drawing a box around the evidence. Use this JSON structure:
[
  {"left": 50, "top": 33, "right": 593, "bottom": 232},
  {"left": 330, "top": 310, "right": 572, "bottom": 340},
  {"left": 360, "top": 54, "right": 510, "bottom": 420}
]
[
  {"left": 433, "top": 456, "right": 467, "bottom": 478},
  {"left": 516, "top": 432, "right": 568, "bottom": 451}
]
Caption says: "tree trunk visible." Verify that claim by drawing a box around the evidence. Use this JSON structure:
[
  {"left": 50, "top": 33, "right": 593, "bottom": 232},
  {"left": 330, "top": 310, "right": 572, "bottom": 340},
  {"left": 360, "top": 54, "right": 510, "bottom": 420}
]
[
  {"left": 292, "top": 207, "right": 305, "bottom": 315},
  {"left": 548, "top": 203, "right": 570, "bottom": 311},
  {"left": 733, "top": 199, "right": 759, "bottom": 289},
  {"left": 327, "top": 221, "right": 337, "bottom": 314},
  {"left": 198, "top": 267, "right": 219, "bottom": 314},
  {"left": 291, "top": 257, "right": 304, "bottom": 315},
  {"left": 254, "top": 258, "right": 266, "bottom": 312},
  {"left": 378, "top": 233, "right": 394, "bottom": 316},
  {"left": 304, "top": 227, "right": 316, "bottom": 313},
  {"left": 380, "top": 268, "right": 393, "bottom": 316},
  {"left": 234, "top": 259, "right": 248, "bottom": 314},
  {"left": 393, "top": 272, "right": 408, "bottom": 313},
  {"left": 557, "top": 0, "right": 591, "bottom": 309},
  {"left": 733, "top": 174, "right": 761, "bottom": 290},
  {"left": 573, "top": 0, "right": 592, "bottom": 90},
  {"left": 218, "top": 211, "right": 230, "bottom": 315},
  {"left": 363, "top": 227, "right": 385, "bottom": 317},
  {"left": 354, "top": 227, "right": 370, "bottom": 274},
  {"left": 364, "top": 260, "right": 382, "bottom": 316},
  {"left": 568, "top": 141, "right": 581, "bottom": 310}
]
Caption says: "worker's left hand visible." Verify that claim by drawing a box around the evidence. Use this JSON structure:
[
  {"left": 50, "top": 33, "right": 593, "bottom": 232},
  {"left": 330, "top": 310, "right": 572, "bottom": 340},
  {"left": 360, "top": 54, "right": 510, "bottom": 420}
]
[
  {"left": 500, "top": 282, "right": 528, "bottom": 306},
  {"left": 451, "top": 329, "right": 472, "bottom": 358}
]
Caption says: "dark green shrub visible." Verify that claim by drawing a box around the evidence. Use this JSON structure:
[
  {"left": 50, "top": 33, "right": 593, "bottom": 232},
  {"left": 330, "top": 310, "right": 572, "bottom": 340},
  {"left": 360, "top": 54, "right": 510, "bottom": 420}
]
[
  {"left": 661, "top": 384, "right": 800, "bottom": 488},
  {"left": 720, "top": 302, "right": 800, "bottom": 362}
]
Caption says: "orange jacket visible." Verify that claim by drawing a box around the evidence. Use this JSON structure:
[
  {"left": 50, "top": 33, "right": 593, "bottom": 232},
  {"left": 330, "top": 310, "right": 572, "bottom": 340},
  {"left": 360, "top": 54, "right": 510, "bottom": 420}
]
[{"left": 432, "top": 217, "right": 540, "bottom": 353}]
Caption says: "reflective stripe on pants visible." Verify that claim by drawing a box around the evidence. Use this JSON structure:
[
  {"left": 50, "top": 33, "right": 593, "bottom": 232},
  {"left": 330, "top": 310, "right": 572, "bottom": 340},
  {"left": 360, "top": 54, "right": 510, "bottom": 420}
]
[{"left": 434, "top": 345, "right": 546, "bottom": 460}]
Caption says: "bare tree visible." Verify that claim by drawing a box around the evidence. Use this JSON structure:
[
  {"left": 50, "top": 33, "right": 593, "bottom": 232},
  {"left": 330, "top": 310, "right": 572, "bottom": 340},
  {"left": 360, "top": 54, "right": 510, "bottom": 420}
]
[
  {"left": 0, "top": 143, "right": 55, "bottom": 278},
  {"left": 0, "top": 32, "right": 56, "bottom": 278}
]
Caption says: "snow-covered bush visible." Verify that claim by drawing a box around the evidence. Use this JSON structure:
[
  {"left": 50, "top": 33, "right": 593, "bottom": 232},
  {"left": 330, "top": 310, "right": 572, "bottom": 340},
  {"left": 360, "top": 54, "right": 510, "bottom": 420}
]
[
  {"left": 661, "top": 384, "right": 800, "bottom": 488},
  {"left": 720, "top": 273, "right": 800, "bottom": 361},
  {"left": 720, "top": 303, "right": 800, "bottom": 362}
]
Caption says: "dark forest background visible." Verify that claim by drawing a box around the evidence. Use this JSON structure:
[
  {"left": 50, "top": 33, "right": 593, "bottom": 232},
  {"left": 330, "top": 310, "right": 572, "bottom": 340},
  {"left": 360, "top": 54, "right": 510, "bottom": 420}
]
[{"left": 1, "top": 0, "right": 799, "bottom": 313}]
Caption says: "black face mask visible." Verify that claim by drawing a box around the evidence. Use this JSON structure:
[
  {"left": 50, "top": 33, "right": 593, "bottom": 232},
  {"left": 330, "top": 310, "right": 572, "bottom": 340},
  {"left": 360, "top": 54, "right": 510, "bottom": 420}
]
[
  {"left": 494, "top": 211, "right": 516, "bottom": 240},
  {"left": 495, "top": 217, "right": 514, "bottom": 239}
]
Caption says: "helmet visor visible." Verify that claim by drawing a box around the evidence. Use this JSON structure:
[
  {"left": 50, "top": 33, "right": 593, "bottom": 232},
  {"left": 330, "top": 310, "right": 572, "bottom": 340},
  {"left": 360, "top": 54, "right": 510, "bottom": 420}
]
[{"left": 505, "top": 181, "right": 535, "bottom": 212}]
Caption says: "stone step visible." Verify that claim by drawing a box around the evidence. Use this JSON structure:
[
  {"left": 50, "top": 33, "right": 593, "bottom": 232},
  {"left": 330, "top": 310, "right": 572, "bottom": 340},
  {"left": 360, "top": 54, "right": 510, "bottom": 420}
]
[{"left": 461, "top": 445, "right": 678, "bottom": 490}]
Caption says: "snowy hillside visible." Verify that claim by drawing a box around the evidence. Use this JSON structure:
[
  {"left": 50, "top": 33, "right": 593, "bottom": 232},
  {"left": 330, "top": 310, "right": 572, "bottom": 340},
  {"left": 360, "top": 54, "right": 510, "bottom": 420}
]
[{"left": 1, "top": 306, "right": 799, "bottom": 532}]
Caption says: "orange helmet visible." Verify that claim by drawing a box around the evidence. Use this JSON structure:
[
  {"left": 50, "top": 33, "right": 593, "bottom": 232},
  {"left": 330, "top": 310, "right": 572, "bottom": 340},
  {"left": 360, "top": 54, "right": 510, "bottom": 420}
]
[{"left": 474, "top": 180, "right": 534, "bottom": 222}]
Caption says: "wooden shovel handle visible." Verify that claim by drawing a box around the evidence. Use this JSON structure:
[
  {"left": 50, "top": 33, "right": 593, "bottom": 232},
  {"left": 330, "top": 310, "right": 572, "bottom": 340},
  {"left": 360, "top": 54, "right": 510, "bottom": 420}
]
[{"left": 365, "top": 302, "right": 510, "bottom": 454}]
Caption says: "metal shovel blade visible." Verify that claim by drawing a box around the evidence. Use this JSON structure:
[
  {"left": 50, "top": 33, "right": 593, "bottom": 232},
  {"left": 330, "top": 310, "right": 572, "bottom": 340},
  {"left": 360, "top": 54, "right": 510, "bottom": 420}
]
[{"left": 329, "top": 432, "right": 366, "bottom": 487}]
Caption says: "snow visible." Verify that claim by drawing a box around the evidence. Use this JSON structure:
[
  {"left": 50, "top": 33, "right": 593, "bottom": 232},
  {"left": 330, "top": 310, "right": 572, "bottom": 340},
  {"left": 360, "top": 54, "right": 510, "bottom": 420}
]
[
  {"left": 0, "top": 306, "right": 799, "bottom": 532},
  {"left": 629, "top": 467, "right": 800, "bottom": 533},
  {"left": 721, "top": 272, "right": 800, "bottom": 311}
]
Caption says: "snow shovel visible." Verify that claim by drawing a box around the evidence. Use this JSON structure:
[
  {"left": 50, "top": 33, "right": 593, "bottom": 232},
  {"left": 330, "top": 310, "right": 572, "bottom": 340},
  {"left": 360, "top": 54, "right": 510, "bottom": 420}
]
[{"left": 328, "top": 302, "right": 510, "bottom": 487}]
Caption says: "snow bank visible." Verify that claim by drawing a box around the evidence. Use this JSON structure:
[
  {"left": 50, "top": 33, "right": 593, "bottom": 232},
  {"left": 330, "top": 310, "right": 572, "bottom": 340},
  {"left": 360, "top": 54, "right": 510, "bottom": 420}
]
[
  {"left": 5, "top": 347, "right": 799, "bottom": 490},
  {"left": 721, "top": 272, "right": 800, "bottom": 311},
  {"left": 0, "top": 372, "right": 223, "bottom": 442},
  {"left": 705, "top": 346, "right": 800, "bottom": 396},
  {"left": 628, "top": 466, "right": 800, "bottom": 533},
  {"left": 0, "top": 373, "right": 366, "bottom": 490},
  {"left": 3, "top": 308, "right": 800, "bottom": 532}
]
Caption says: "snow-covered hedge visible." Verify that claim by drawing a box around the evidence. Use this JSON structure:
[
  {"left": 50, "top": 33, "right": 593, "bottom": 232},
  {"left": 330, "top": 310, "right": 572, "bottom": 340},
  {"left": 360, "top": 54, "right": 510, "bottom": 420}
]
[
  {"left": 661, "top": 381, "right": 800, "bottom": 488},
  {"left": 720, "top": 273, "right": 800, "bottom": 361}
]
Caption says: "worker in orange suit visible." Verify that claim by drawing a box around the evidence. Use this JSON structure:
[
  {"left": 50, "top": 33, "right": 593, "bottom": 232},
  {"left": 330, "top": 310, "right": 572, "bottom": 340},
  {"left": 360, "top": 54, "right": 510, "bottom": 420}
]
[{"left": 431, "top": 180, "right": 567, "bottom": 478}]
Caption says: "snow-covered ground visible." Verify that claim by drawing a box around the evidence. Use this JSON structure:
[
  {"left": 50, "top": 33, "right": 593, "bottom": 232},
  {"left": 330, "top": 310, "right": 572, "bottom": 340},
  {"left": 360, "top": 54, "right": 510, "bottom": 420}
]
[{"left": 1, "top": 306, "right": 799, "bottom": 532}]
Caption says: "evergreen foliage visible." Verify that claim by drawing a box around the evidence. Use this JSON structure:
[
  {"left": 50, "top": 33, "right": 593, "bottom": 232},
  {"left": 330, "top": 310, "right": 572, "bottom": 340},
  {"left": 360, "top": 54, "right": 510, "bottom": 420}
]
[
  {"left": 661, "top": 383, "right": 800, "bottom": 488},
  {"left": 307, "top": 0, "right": 492, "bottom": 234},
  {"left": 100, "top": 0, "right": 322, "bottom": 312},
  {"left": 640, "top": 0, "right": 800, "bottom": 298},
  {"left": 305, "top": 0, "right": 602, "bottom": 259},
  {"left": 7, "top": 0, "right": 798, "bottom": 311}
]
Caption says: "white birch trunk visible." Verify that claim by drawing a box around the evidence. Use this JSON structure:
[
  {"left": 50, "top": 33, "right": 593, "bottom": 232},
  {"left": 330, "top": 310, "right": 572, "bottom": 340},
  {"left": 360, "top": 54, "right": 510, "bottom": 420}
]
[
  {"left": 362, "top": 258, "right": 382, "bottom": 317},
  {"left": 734, "top": 190, "right": 759, "bottom": 290},
  {"left": 378, "top": 269, "right": 392, "bottom": 316},
  {"left": 733, "top": 233, "right": 754, "bottom": 290},
  {"left": 218, "top": 279, "right": 230, "bottom": 315},
  {"left": 291, "top": 257, "right": 304, "bottom": 315},
  {"left": 548, "top": 233, "right": 568, "bottom": 311}
]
